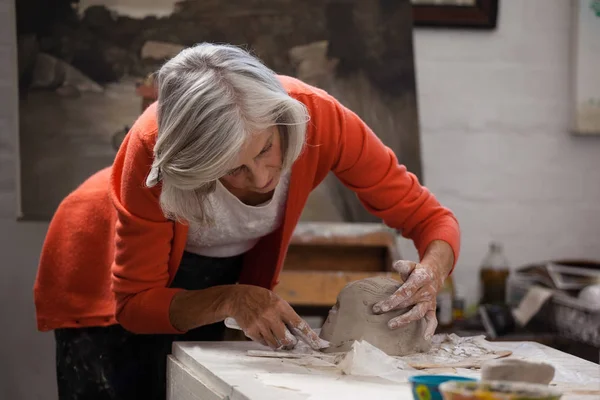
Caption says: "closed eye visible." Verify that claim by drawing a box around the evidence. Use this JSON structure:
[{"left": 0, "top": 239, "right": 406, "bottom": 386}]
[
  {"left": 227, "top": 139, "right": 273, "bottom": 176},
  {"left": 227, "top": 166, "right": 245, "bottom": 176},
  {"left": 259, "top": 142, "right": 273, "bottom": 156}
]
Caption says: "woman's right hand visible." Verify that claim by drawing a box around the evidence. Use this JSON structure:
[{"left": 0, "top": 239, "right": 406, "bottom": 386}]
[{"left": 226, "top": 285, "right": 329, "bottom": 351}]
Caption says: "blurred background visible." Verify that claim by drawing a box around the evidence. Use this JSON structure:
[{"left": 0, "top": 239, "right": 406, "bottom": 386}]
[{"left": 1, "top": 0, "right": 600, "bottom": 398}]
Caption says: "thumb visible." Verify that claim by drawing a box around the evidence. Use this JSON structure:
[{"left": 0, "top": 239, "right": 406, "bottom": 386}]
[{"left": 393, "top": 260, "right": 418, "bottom": 282}]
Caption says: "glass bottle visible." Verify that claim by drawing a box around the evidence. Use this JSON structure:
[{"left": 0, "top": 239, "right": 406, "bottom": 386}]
[
  {"left": 479, "top": 242, "right": 510, "bottom": 305},
  {"left": 436, "top": 276, "right": 455, "bottom": 328}
]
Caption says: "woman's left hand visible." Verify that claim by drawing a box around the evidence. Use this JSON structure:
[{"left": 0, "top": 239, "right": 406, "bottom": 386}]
[{"left": 372, "top": 260, "right": 447, "bottom": 341}]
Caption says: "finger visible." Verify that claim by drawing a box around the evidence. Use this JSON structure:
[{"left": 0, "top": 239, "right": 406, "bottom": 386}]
[
  {"left": 281, "top": 306, "right": 330, "bottom": 350},
  {"left": 373, "top": 271, "right": 429, "bottom": 313},
  {"left": 285, "top": 317, "right": 329, "bottom": 350},
  {"left": 385, "top": 284, "right": 438, "bottom": 312},
  {"left": 392, "top": 260, "right": 417, "bottom": 282},
  {"left": 373, "top": 284, "right": 423, "bottom": 314},
  {"left": 289, "top": 324, "right": 330, "bottom": 351},
  {"left": 387, "top": 302, "right": 429, "bottom": 330},
  {"left": 258, "top": 326, "right": 281, "bottom": 350},
  {"left": 244, "top": 330, "right": 268, "bottom": 347},
  {"left": 269, "top": 318, "right": 291, "bottom": 346},
  {"left": 279, "top": 327, "right": 298, "bottom": 350},
  {"left": 270, "top": 320, "right": 298, "bottom": 350},
  {"left": 423, "top": 309, "right": 438, "bottom": 341}
]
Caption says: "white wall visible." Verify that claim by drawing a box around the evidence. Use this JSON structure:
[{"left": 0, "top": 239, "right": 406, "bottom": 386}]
[
  {"left": 399, "top": 0, "right": 600, "bottom": 306},
  {"left": 0, "top": 1, "right": 56, "bottom": 399},
  {"left": 1, "top": 0, "right": 599, "bottom": 398}
]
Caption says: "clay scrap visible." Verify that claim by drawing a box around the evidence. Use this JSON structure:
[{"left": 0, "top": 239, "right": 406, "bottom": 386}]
[
  {"left": 319, "top": 276, "right": 431, "bottom": 356},
  {"left": 481, "top": 358, "right": 556, "bottom": 385}
]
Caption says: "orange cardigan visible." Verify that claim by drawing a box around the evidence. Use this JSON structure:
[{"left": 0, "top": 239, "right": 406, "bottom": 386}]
[{"left": 33, "top": 76, "right": 460, "bottom": 334}]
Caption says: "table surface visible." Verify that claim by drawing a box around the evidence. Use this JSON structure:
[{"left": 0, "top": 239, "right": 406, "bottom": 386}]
[{"left": 170, "top": 340, "right": 600, "bottom": 400}]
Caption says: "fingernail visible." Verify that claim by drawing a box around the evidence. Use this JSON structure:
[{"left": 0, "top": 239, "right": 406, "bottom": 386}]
[
  {"left": 389, "top": 322, "right": 398, "bottom": 329},
  {"left": 424, "top": 334, "right": 432, "bottom": 341},
  {"left": 372, "top": 305, "right": 381, "bottom": 313}
]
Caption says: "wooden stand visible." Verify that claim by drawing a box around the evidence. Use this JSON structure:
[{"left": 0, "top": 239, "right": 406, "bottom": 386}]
[{"left": 275, "top": 222, "right": 401, "bottom": 308}]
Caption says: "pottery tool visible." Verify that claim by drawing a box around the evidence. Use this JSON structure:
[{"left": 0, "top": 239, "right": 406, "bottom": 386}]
[
  {"left": 224, "top": 317, "right": 243, "bottom": 331},
  {"left": 247, "top": 350, "right": 340, "bottom": 362},
  {"left": 224, "top": 317, "right": 330, "bottom": 352}
]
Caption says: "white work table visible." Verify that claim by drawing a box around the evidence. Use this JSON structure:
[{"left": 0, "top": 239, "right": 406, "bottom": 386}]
[{"left": 167, "top": 340, "right": 600, "bottom": 400}]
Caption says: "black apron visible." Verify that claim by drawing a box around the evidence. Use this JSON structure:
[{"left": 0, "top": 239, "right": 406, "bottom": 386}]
[{"left": 54, "top": 251, "right": 243, "bottom": 400}]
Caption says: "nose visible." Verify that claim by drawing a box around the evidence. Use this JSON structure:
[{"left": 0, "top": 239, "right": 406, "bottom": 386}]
[{"left": 250, "top": 162, "right": 270, "bottom": 188}]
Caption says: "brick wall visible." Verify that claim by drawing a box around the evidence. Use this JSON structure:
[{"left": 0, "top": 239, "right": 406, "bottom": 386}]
[{"left": 1, "top": 0, "right": 600, "bottom": 397}]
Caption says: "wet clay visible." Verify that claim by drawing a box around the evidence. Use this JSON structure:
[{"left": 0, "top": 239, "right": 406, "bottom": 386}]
[
  {"left": 319, "top": 276, "right": 431, "bottom": 356},
  {"left": 481, "top": 359, "right": 555, "bottom": 385}
]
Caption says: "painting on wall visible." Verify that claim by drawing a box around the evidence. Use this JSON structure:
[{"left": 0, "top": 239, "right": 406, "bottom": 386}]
[
  {"left": 14, "top": 0, "right": 423, "bottom": 221},
  {"left": 411, "top": 0, "right": 499, "bottom": 29},
  {"left": 571, "top": 0, "right": 600, "bottom": 135}
]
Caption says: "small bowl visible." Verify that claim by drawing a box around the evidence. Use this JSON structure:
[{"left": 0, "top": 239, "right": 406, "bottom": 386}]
[
  {"left": 439, "top": 380, "right": 563, "bottom": 400},
  {"left": 409, "top": 375, "right": 477, "bottom": 400}
]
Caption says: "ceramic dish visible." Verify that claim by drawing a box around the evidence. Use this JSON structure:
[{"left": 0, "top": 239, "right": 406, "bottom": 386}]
[
  {"left": 409, "top": 375, "right": 477, "bottom": 400},
  {"left": 439, "top": 380, "right": 562, "bottom": 400}
]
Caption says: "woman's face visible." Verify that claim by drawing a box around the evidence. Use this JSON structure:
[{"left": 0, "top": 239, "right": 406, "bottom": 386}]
[{"left": 219, "top": 126, "right": 283, "bottom": 194}]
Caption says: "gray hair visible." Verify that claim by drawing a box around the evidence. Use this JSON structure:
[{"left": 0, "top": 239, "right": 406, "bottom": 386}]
[{"left": 146, "top": 43, "right": 309, "bottom": 224}]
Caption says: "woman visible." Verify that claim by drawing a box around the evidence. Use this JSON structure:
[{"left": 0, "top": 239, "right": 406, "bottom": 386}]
[{"left": 34, "top": 43, "right": 459, "bottom": 399}]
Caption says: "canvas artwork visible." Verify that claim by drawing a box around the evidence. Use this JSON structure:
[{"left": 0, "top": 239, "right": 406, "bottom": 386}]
[
  {"left": 571, "top": 0, "right": 600, "bottom": 135},
  {"left": 411, "top": 0, "right": 476, "bottom": 5},
  {"left": 410, "top": 0, "right": 498, "bottom": 29},
  {"left": 15, "top": 0, "right": 422, "bottom": 221}
]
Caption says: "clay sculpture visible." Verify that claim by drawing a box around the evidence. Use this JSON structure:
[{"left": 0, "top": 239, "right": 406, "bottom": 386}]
[{"left": 319, "top": 276, "right": 431, "bottom": 356}]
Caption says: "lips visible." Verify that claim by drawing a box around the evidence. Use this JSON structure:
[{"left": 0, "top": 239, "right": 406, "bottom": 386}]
[{"left": 258, "top": 178, "right": 273, "bottom": 191}]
